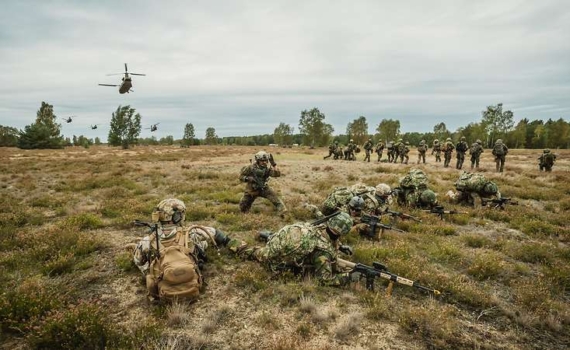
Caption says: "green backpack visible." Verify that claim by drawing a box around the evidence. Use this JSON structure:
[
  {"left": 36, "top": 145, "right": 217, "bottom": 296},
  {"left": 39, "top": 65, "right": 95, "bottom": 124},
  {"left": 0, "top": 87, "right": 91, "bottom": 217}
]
[
  {"left": 455, "top": 172, "right": 487, "bottom": 192},
  {"left": 322, "top": 187, "right": 354, "bottom": 215},
  {"left": 399, "top": 169, "right": 428, "bottom": 190}
]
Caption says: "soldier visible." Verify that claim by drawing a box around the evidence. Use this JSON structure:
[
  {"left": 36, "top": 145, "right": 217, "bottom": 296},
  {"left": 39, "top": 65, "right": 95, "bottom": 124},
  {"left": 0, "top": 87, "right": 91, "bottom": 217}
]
[
  {"left": 399, "top": 141, "right": 410, "bottom": 164},
  {"left": 417, "top": 140, "right": 427, "bottom": 164},
  {"left": 324, "top": 141, "right": 338, "bottom": 160},
  {"left": 394, "top": 138, "right": 403, "bottom": 163},
  {"left": 334, "top": 145, "right": 344, "bottom": 160},
  {"left": 344, "top": 139, "right": 356, "bottom": 161},
  {"left": 221, "top": 212, "right": 355, "bottom": 286},
  {"left": 363, "top": 138, "right": 373, "bottom": 162},
  {"left": 393, "top": 169, "right": 438, "bottom": 209},
  {"left": 432, "top": 139, "right": 442, "bottom": 162},
  {"left": 455, "top": 136, "right": 469, "bottom": 169},
  {"left": 443, "top": 138, "right": 455, "bottom": 168},
  {"left": 132, "top": 198, "right": 228, "bottom": 302},
  {"left": 469, "top": 139, "right": 484, "bottom": 169},
  {"left": 375, "top": 140, "right": 385, "bottom": 162},
  {"left": 239, "top": 151, "right": 287, "bottom": 216},
  {"left": 386, "top": 141, "right": 395, "bottom": 163},
  {"left": 492, "top": 139, "right": 509, "bottom": 173},
  {"left": 446, "top": 172, "right": 500, "bottom": 208},
  {"left": 538, "top": 148, "right": 556, "bottom": 172}
]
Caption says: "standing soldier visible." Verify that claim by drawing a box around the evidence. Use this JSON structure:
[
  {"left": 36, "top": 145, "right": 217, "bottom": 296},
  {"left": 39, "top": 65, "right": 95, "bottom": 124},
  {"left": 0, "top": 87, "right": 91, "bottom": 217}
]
[
  {"left": 417, "top": 140, "right": 427, "bottom": 164},
  {"left": 443, "top": 138, "right": 455, "bottom": 168},
  {"left": 538, "top": 148, "right": 556, "bottom": 172},
  {"left": 394, "top": 138, "right": 403, "bottom": 163},
  {"left": 492, "top": 139, "right": 508, "bottom": 173},
  {"left": 399, "top": 141, "right": 410, "bottom": 164},
  {"left": 324, "top": 141, "right": 338, "bottom": 160},
  {"left": 386, "top": 141, "right": 395, "bottom": 163},
  {"left": 363, "top": 138, "right": 373, "bottom": 162},
  {"left": 455, "top": 136, "right": 469, "bottom": 169},
  {"left": 344, "top": 139, "right": 356, "bottom": 161},
  {"left": 239, "top": 151, "right": 287, "bottom": 216},
  {"left": 375, "top": 140, "right": 385, "bottom": 162},
  {"left": 469, "top": 139, "right": 484, "bottom": 169},
  {"left": 432, "top": 139, "right": 442, "bottom": 162}
]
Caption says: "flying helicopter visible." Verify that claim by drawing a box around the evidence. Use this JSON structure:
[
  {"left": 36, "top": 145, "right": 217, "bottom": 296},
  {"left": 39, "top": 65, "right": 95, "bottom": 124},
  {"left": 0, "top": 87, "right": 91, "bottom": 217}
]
[
  {"left": 90, "top": 124, "right": 100, "bottom": 130},
  {"left": 62, "top": 116, "right": 77, "bottom": 123},
  {"left": 98, "top": 63, "right": 146, "bottom": 94},
  {"left": 145, "top": 123, "right": 160, "bottom": 132}
]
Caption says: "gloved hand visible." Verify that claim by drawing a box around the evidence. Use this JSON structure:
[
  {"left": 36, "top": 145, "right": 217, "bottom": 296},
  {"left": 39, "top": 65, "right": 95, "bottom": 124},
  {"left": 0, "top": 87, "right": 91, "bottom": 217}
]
[
  {"left": 353, "top": 223, "right": 368, "bottom": 231},
  {"left": 339, "top": 244, "right": 353, "bottom": 256}
]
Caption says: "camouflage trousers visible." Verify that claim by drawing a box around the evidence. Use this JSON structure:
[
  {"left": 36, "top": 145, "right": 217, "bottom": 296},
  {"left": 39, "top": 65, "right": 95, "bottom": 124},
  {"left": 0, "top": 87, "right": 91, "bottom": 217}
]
[
  {"left": 399, "top": 154, "right": 409, "bottom": 164},
  {"left": 364, "top": 149, "right": 371, "bottom": 162},
  {"left": 376, "top": 150, "right": 383, "bottom": 162},
  {"left": 239, "top": 187, "right": 286, "bottom": 214},
  {"left": 433, "top": 150, "right": 441, "bottom": 162},
  {"left": 470, "top": 154, "right": 481, "bottom": 169},
  {"left": 456, "top": 152, "right": 466, "bottom": 169},
  {"left": 323, "top": 150, "right": 335, "bottom": 159},
  {"left": 444, "top": 152, "right": 452, "bottom": 167},
  {"left": 417, "top": 152, "right": 426, "bottom": 164},
  {"left": 495, "top": 156, "right": 506, "bottom": 172},
  {"left": 226, "top": 239, "right": 348, "bottom": 286}
]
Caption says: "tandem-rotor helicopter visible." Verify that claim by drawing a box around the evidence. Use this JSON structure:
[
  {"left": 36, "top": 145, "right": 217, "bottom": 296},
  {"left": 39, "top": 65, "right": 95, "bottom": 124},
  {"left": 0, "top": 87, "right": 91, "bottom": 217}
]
[
  {"left": 145, "top": 123, "right": 160, "bottom": 132},
  {"left": 90, "top": 124, "right": 100, "bottom": 130},
  {"left": 62, "top": 116, "right": 77, "bottom": 123},
  {"left": 99, "top": 63, "right": 146, "bottom": 94}
]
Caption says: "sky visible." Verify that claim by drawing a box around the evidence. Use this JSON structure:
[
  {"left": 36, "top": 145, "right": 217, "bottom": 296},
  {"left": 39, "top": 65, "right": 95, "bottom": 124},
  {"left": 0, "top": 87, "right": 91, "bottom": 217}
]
[{"left": 1, "top": 0, "right": 569, "bottom": 140}]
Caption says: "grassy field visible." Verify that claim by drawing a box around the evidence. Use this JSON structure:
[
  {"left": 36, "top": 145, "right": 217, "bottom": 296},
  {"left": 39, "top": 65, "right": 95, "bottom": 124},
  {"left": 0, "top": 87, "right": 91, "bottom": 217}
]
[{"left": 0, "top": 145, "right": 568, "bottom": 350}]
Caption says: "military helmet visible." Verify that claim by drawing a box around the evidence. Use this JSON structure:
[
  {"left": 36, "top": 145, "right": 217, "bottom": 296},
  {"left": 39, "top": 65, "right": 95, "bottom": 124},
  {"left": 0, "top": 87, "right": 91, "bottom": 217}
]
[
  {"left": 419, "top": 190, "right": 437, "bottom": 206},
  {"left": 420, "top": 140, "right": 425, "bottom": 145},
  {"left": 334, "top": 140, "right": 339, "bottom": 144},
  {"left": 496, "top": 139, "right": 503, "bottom": 144},
  {"left": 476, "top": 139, "right": 482, "bottom": 144},
  {"left": 348, "top": 196, "right": 365, "bottom": 211},
  {"left": 434, "top": 138, "right": 439, "bottom": 142},
  {"left": 544, "top": 148, "right": 550, "bottom": 153},
  {"left": 461, "top": 136, "right": 466, "bottom": 141},
  {"left": 375, "top": 183, "right": 392, "bottom": 196},
  {"left": 405, "top": 141, "right": 410, "bottom": 145},
  {"left": 483, "top": 182, "right": 498, "bottom": 195},
  {"left": 153, "top": 198, "right": 186, "bottom": 225},
  {"left": 327, "top": 212, "right": 353, "bottom": 236},
  {"left": 254, "top": 151, "right": 269, "bottom": 162},
  {"left": 446, "top": 137, "right": 452, "bottom": 142}
]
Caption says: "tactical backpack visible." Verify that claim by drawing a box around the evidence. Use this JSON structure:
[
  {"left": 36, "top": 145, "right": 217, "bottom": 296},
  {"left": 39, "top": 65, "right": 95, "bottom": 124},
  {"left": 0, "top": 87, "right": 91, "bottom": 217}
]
[
  {"left": 544, "top": 153, "right": 555, "bottom": 166},
  {"left": 146, "top": 228, "right": 202, "bottom": 302},
  {"left": 493, "top": 143, "right": 505, "bottom": 156},
  {"left": 399, "top": 169, "right": 428, "bottom": 190},
  {"left": 322, "top": 187, "right": 354, "bottom": 215},
  {"left": 455, "top": 172, "right": 488, "bottom": 193},
  {"left": 469, "top": 143, "right": 480, "bottom": 155}
]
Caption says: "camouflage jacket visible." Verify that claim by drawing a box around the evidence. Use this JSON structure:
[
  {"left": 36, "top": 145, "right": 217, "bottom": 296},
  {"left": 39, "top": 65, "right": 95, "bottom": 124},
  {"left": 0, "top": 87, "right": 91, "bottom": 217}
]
[
  {"left": 444, "top": 141, "right": 455, "bottom": 154},
  {"left": 240, "top": 163, "right": 280, "bottom": 191},
  {"left": 469, "top": 142, "right": 484, "bottom": 156},
  {"left": 455, "top": 141, "right": 468, "bottom": 153},
  {"left": 375, "top": 141, "right": 385, "bottom": 152},
  {"left": 363, "top": 141, "right": 373, "bottom": 150}
]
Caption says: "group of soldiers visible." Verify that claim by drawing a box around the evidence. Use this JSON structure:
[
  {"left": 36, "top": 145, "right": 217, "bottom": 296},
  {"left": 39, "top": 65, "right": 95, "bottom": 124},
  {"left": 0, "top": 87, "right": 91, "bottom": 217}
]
[
  {"left": 131, "top": 146, "right": 518, "bottom": 303},
  {"left": 324, "top": 137, "right": 558, "bottom": 173}
]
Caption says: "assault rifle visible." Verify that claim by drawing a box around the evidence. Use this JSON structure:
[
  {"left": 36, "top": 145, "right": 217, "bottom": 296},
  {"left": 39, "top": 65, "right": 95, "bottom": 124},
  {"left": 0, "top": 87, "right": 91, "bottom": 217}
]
[
  {"left": 422, "top": 205, "right": 467, "bottom": 220},
  {"left": 383, "top": 208, "right": 422, "bottom": 223},
  {"left": 337, "top": 258, "right": 441, "bottom": 295},
  {"left": 258, "top": 211, "right": 342, "bottom": 242},
  {"left": 360, "top": 213, "right": 406, "bottom": 239},
  {"left": 481, "top": 197, "right": 518, "bottom": 210},
  {"left": 133, "top": 220, "right": 160, "bottom": 259}
]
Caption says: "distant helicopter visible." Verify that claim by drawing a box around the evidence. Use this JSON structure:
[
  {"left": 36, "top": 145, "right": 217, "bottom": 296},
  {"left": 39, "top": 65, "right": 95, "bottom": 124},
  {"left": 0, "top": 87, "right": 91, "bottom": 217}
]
[
  {"left": 145, "top": 123, "right": 160, "bottom": 132},
  {"left": 98, "top": 63, "right": 146, "bottom": 94},
  {"left": 62, "top": 116, "right": 76, "bottom": 123},
  {"left": 90, "top": 124, "right": 100, "bottom": 130}
]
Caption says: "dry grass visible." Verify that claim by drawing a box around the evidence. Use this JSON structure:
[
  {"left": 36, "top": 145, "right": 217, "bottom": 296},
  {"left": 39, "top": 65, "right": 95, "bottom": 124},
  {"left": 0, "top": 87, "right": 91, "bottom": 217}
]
[{"left": 0, "top": 145, "right": 569, "bottom": 349}]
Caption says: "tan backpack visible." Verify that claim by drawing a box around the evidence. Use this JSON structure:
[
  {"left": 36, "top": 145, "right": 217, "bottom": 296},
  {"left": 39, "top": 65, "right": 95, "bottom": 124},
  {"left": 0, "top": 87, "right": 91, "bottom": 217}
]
[{"left": 146, "top": 227, "right": 203, "bottom": 302}]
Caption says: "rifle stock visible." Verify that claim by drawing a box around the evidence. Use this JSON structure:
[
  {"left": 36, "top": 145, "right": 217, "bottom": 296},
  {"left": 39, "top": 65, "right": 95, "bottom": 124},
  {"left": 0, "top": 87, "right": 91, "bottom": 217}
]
[{"left": 133, "top": 220, "right": 160, "bottom": 259}]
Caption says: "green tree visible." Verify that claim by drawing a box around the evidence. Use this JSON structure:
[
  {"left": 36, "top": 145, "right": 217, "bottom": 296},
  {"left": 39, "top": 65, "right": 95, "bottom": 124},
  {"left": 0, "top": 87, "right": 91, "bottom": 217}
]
[
  {"left": 159, "top": 135, "right": 174, "bottom": 145},
  {"left": 481, "top": 103, "right": 514, "bottom": 147},
  {"left": 508, "top": 119, "right": 528, "bottom": 148},
  {"left": 18, "top": 102, "right": 64, "bottom": 149},
  {"left": 182, "top": 123, "right": 195, "bottom": 147},
  {"left": 94, "top": 137, "right": 101, "bottom": 145},
  {"left": 107, "top": 105, "right": 142, "bottom": 149},
  {"left": 0, "top": 125, "right": 19, "bottom": 147},
  {"left": 546, "top": 118, "right": 569, "bottom": 149},
  {"left": 376, "top": 119, "right": 400, "bottom": 143},
  {"left": 298, "top": 108, "right": 334, "bottom": 147},
  {"left": 273, "top": 122, "right": 294, "bottom": 147},
  {"left": 433, "top": 122, "right": 450, "bottom": 142},
  {"left": 346, "top": 116, "right": 369, "bottom": 145},
  {"left": 205, "top": 127, "right": 217, "bottom": 145}
]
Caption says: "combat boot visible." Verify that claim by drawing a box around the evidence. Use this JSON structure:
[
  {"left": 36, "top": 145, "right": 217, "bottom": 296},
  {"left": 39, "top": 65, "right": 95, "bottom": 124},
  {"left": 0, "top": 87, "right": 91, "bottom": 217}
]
[{"left": 214, "top": 229, "right": 231, "bottom": 246}]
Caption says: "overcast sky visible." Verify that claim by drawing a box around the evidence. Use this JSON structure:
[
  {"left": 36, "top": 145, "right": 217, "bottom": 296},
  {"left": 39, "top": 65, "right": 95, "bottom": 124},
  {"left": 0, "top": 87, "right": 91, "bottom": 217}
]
[{"left": 1, "top": 0, "right": 569, "bottom": 139}]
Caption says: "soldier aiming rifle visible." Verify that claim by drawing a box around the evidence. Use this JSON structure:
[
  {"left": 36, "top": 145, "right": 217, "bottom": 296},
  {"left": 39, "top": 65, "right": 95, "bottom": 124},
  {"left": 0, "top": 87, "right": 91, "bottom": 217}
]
[{"left": 481, "top": 197, "right": 518, "bottom": 210}]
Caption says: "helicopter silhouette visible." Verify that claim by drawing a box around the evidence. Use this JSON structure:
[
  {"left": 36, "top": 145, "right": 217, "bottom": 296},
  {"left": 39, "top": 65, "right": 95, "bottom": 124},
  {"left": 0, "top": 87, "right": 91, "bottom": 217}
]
[
  {"left": 90, "top": 124, "right": 100, "bottom": 130},
  {"left": 62, "top": 116, "right": 76, "bottom": 123},
  {"left": 145, "top": 123, "right": 160, "bottom": 132},
  {"left": 98, "top": 63, "right": 146, "bottom": 94}
]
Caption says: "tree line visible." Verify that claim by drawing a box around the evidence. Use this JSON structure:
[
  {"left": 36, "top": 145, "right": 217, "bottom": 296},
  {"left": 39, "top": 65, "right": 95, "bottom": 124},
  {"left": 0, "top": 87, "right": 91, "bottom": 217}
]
[{"left": 1, "top": 102, "right": 568, "bottom": 149}]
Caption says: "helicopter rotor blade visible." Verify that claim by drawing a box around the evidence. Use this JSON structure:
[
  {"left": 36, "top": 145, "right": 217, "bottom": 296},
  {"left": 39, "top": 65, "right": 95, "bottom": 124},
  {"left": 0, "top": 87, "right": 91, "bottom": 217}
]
[
  {"left": 99, "top": 84, "right": 118, "bottom": 87},
  {"left": 125, "top": 63, "right": 128, "bottom": 72},
  {"left": 105, "top": 73, "right": 124, "bottom": 76},
  {"left": 129, "top": 73, "right": 146, "bottom": 76}
]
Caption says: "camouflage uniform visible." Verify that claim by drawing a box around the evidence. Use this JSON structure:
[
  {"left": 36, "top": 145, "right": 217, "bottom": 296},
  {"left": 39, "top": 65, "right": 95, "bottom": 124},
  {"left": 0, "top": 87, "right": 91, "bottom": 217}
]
[
  {"left": 226, "top": 214, "right": 354, "bottom": 286},
  {"left": 432, "top": 139, "right": 442, "bottom": 162},
  {"left": 491, "top": 139, "right": 509, "bottom": 173},
  {"left": 386, "top": 141, "right": 395, "bottom": 163},
  {"left": 469, "top": 140, "right": 484, "bottom": 169},
  {"left": 443, "top": 138, "right": 455, "bottom": 168},
  {"left": 455, "top": 137, "right": 468, "bottom": 170},
  {"left": 363, "top": 139, "right": 373, "bottom": 162},
  {"left": 375, "top": 140, "right": 385, "bottom": 162},
  {"left": 398, "top": 141, "right": 410, "bottom": 164},
  {"left": 344, "top": 140, "right": 356, "bottom": 160},
  {"left": 393, "top": 139, "right": 403, "bottom": 163},
  {"left": 538, "top": 149, "right": 556, "bottom": 172},
  {"left": 239, "top": 151, "right": 286, "bottom": 215},
  {"left": 324, "top": 141, "right": 338, "bottom": 160},
  {"left": 417, "top": 140, "right": 427, "bottom": 164},
  {"left": 394, "top": 169, "right": 438, "bottom": 208},
  {"left": 451, "top": 172, "right": 500, "bottom": 207}
]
